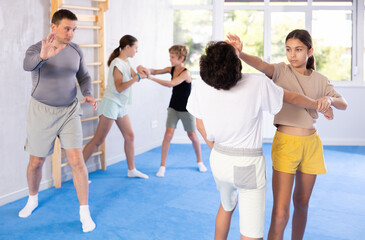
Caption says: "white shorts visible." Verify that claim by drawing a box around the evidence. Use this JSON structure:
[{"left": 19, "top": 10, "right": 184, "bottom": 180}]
[
  {"left": 98, "top": 97, "right": 127, "bottom": 120},
  {"left": 210, "top": 144, "right": 266, "bottom": 238}
]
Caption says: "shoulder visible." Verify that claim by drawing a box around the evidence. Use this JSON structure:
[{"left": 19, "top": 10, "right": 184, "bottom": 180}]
[
  {"left": 27, "top": 41, "right": 42, "bottom": 51},
  {"left": 166, "top": 66, "right": 173, "bottom": 72},
  {"left": 194, "top": 78, "right": 210, "bottom": 90},
  {"left": 68, "top": 42, "right": 83, "bottom": 56},
  {"left": 241, "top": 73, "right": 281, "bottom": 91},
  {"left": 240, "top": 73, "right": 268, "bottom": 85},
  {"left": 181, "top": 68, "right": 190, "bottom": 77},
  {"left": 113, "top": 58, "right": 130, "bottom": 72},
  {"left": 274, "top": 62, "right": 290, "bottom": 72}
]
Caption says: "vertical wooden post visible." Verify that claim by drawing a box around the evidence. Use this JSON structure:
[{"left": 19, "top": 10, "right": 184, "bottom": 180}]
[
  {"left": 98, "top": 0, "right": 109, "bottom": 170},
  {"left": 51, "top": 137, "right": 62, "bottom": 188},
  {"left": 50, "top": 0, "right": 62, "bottom": 19},
  {"left": 50, "top": 0, "right": 63, "bottom": 188}
]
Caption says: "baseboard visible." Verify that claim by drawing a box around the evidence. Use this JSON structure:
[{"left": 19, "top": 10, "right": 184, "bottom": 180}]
[
  {"left": 0, "top": 140, "right": 162, "bottom": 207},
  {"left": 320, "top": 138, "right": 365, "bottom": 146},
  {"left": 171, "top": 136, "right": 205, "bottom": 144},
  {"left": 0, "top": 179, "right": 53, "bottom": 207}
]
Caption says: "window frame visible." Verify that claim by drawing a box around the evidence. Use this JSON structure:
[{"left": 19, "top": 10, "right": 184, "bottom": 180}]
[{"left": 171, "top": 0, "right": 365, "bottom": 84}]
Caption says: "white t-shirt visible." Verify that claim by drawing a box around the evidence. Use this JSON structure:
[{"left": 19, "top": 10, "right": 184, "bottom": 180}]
[
  {"left": 187, "top": 73, "right": 283, "bottom": 149},
  {"left": 103, "top": 58, "right": 132, "bottom": 106}
]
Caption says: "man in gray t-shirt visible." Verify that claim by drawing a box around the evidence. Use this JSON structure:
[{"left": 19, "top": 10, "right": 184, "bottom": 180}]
[{"left": 19, "top": 9, "right": 97, "bottom": 233}]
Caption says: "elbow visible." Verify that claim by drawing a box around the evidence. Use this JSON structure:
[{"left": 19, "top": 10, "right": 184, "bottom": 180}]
[
  {"left": 115, "top": 87, "right": 123, "bottom": 93},
  {"left": 165, "top": 83, "right": 173, "bottom": 88},
  {"left": 341, "top": 102, "right": 348, "bottom": 110},
  {"left": 336, "top": 98, "right": 348, "bottom": 110},
  {"left": 23, "top": 63, "right": 31, "bottom": 71}
]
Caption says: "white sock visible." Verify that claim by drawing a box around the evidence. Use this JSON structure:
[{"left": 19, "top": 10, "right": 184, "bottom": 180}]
[
  {"left": 18, "top": 194, "right": 39, "bottom": 218},
  {"left": 156, "top": 166, "right": 166, "bottom": 177},
  {"left": 198, "top": 162, "right": 207, "bottom": 172},
  {"left": 127, "top": 168, "right": 149, "bottom": 179},
  {"left": 80, "top": 205, "right": 96, "bottom": 233}
]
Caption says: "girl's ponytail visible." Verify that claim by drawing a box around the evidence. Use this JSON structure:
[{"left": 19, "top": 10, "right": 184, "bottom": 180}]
[
  {"left": 306, "top": 55, "right": 315, "bottom": 71},
  {"left": 107, "top": 47, "right": 120, "bottom": 67}
]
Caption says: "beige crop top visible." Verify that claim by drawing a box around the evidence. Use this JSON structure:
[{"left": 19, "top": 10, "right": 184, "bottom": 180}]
[{"left": 272, "top": 62, "right": 341, "bottom": 129}]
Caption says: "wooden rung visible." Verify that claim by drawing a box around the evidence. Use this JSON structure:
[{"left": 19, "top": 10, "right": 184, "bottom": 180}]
[
  {"left": 76, "top": 80, "right": 100, "bottom": 87},
  {"left": 83, "top": 135, "right": 94, "bottom": 141},
  {"left": 91, "top": 151, "right": 103, "bottom": 157},
  {"left": 79, "top": 44, "right": 102, "bottom": 48},
  {"left": 76, "top": 14, "right": 97, "bottom": 22},
  {"left": 77, "top": 25, "right": 101, "bottom": 30},
  {"left": 61, "top": 162, "right": 69, "bottom": 168},
  {"left": 62, "top": 4, "right": 100, "bottom": 11},
  {"left": 86, "top": 62, "right": 102, "bottom": 66},
  {"left": 81, "top": 116, "right": 99, "bottom": 122}
]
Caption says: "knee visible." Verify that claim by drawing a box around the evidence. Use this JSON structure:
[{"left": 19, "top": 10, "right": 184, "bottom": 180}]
[
  {"left": 68, "top": 156, "right": 86, "bottom": 171},
  {"left": 187, "top": 132, "right": 198, "bottom": 142},
  {"left": 293, "top": 196, "right": 309, "bottom": 212},
  {"left": 29, "top": 157, "right": 45, "bottom": 170},
  {"left": 93, "top": 136, "right": 106, "bottom": 147},
  {"left": 124, "top": 131, "right": 134, "bottom": 143},
  {"left": 272, "top": 208, "right": 290, "bottom": 227},
  {"left": 164, "top": 132, "right": 174, "bottom": 142}
]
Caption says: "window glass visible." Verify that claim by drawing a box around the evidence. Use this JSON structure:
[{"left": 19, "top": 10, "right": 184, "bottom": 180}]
[
  {"left": 312, "top": 10, "right": 352, "bottom": 81},
  {"left": 173, "top": 10, "right": 212, "bottom": 74},
  {"left": 224, "top": 10, "right": 264, "bottom": 73},
  {"left": 271, "top": 12, "right": 305, "bottom": 64}
]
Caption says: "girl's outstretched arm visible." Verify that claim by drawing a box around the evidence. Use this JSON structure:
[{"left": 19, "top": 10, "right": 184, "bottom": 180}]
[{"left": 226, "top": 33, "right": 275, "bottom": 78}]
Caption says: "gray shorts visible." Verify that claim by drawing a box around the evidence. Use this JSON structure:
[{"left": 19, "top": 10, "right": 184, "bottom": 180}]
[
  {"left": 24, "top": 97, "right": 83, "bottom": 157},
  {"left": 166, "top": 107, "right": 196, "bottom": 132}
]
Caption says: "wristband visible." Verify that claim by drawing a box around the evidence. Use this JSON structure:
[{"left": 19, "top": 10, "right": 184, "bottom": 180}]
[{"left": 137, "top": 74, "right": 141, "bottom": 81}]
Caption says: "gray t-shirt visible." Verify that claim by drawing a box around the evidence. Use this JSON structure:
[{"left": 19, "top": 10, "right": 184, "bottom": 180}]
[{"left": 23, "top": 41, "right": 93, "bottom": 107}]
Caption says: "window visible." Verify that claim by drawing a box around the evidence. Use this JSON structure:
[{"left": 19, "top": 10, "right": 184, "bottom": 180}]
[
  {"left": 173, "top": 9, "right": 212, "bottom": 73},
  {"left": 224, "top": 10, "right": 264, "bottom": 73},
  {"left": 270, "top": 12, "right": 305, "bottom": 64},
  {"left": 312, "top": 10, "right": 352, "bottom": 81},
  {"left": 171, "top": 0, "right": 362, "bottom": 83}
]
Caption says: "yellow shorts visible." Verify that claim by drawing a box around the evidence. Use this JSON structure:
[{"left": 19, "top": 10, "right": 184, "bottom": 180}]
[{"left": 271, "top": 130, "right": 326, "bottom": 175}]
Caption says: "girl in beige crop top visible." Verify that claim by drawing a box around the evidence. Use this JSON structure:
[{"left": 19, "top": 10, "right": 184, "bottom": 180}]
[{"left": 226, "top": 29, "right": 347, "bottom": 240}]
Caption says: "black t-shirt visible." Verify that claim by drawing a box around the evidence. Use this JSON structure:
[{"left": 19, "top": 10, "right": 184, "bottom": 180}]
[{"left": 168, "top": 67, "right": 191, "bottom": 112}]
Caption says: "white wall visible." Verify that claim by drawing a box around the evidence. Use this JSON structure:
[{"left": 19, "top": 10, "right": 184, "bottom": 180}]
[
  {"left": 0, "top": 0, "right": 173, "bottom": 206},
  {"left": 1, "top": 0, "right": 364, "bottom": 207}
]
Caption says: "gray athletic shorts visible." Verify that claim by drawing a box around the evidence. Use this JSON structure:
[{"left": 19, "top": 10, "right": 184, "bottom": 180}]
[
  {"left": 166, "top": 107, "right": 196, "bottom": 132},
  {"left": 210, "top": 144, "right": 266, "bottom": 238},
  {"left": 24, "top": 97, "right": 83, "bottom": 157}
]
